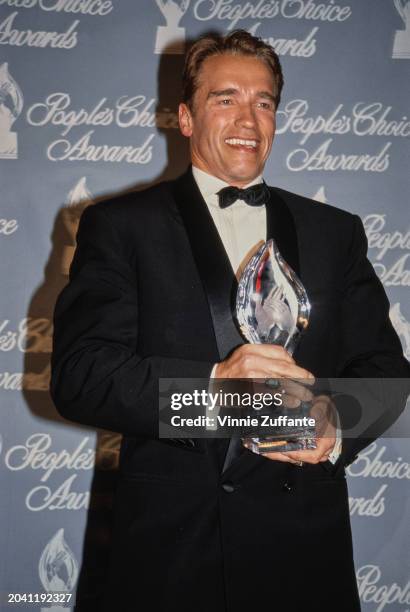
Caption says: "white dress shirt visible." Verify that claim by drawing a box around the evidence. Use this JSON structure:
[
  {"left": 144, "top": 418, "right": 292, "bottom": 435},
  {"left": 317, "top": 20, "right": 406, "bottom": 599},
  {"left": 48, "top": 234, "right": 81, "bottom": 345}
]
[
  {"left": 192, "top": 166, "right": 341, "bottom": 463},
  {"left": 192, "top": 166, "right": 266, "bottom": 278}
]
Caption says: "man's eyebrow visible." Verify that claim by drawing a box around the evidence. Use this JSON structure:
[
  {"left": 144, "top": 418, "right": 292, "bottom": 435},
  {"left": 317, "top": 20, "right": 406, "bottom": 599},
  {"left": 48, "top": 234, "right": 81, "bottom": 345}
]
[
  {"left": 207, "top": 88, "right": 238, "bottom": 99},
  {"left": 257, "top": 91, "right": 275, "bottom": 102},
  {"left": 207, "top": 88, "right": 275, "bottom": 102}
]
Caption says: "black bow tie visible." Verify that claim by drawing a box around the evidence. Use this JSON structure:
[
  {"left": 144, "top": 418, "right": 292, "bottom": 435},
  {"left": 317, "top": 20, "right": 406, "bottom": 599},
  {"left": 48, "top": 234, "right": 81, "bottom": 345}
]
[{"left": 217, "top": 182, "right": 270, "bottom": 209}]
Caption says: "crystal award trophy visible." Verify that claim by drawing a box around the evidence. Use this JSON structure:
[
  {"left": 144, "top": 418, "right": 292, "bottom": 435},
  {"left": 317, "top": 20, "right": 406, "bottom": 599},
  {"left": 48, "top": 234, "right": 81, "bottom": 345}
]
[{"left": 236, "top": 239, "right": 315, "bottom": 453}]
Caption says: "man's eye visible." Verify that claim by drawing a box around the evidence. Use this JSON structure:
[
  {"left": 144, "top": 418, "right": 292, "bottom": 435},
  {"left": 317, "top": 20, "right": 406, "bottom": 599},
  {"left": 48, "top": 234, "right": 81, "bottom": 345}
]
[
  {"left": 258, "top": 102, "right": 272, "bottom": 110},
  {"left": 219, "top": 98, "right": 232, "bottom": 105}
]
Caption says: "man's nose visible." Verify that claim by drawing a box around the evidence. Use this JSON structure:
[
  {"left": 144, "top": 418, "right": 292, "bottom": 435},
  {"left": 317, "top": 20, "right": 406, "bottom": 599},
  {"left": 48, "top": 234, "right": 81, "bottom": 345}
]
[{"left": 235, "top": 103, "right": 257, "bottom": 128}]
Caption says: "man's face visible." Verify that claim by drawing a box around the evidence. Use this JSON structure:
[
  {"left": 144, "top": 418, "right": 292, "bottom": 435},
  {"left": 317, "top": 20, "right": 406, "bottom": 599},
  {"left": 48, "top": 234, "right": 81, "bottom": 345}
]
[{"left": 179, "top": 53, "right": 277, "bottom": 187}]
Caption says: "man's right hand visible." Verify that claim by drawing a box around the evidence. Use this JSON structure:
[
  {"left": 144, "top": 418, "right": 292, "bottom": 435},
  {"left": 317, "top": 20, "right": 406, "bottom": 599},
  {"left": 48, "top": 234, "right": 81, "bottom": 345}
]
[
  {"left": 214, "top": 344, "right": 314, "bottom": 381},
  {"left": 214, "top": 345, "right": 319, "bottom": 465}
]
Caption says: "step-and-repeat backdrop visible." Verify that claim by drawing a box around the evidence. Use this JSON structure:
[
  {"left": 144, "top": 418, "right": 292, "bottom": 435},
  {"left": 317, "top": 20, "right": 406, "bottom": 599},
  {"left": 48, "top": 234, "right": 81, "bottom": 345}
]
[{"left": 1, "top": 1, "right": 409, "bottom": 610}]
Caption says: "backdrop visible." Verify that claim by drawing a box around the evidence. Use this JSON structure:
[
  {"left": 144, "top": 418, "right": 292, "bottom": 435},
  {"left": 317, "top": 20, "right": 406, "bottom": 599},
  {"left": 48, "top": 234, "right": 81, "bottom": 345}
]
[{"left": 1, "top": 1, "right": 409, "bottom": 610}]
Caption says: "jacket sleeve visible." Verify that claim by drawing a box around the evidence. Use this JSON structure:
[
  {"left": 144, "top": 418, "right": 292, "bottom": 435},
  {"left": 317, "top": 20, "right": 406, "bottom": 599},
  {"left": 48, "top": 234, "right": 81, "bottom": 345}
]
[
  {"left": 50, "top": 203, "right": 213, "bottom": 437},
  {"left": 335, "top": 214, "right": 410, "bottom": 467}
]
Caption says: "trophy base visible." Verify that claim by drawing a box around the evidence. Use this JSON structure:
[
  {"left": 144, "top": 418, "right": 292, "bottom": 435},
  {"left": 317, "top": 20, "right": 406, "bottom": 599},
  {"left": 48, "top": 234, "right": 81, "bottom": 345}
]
[
  {"left": 0, "top": 131, "right": 18, "bottom": 159},
  {"left": 154, "top": 26, "right": 185, "bottom": 55},
  {"left": 243, "top": 436, "right": 316, "bottom": 454},
  {"left": 392, "top": 31, "right": 410, "bottom": 58}
]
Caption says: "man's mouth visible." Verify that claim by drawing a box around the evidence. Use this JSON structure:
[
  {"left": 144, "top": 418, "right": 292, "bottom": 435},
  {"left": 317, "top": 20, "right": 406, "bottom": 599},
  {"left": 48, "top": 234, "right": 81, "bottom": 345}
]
[{"left": 225, "top": 138, "right": 258, "bottom": 149}]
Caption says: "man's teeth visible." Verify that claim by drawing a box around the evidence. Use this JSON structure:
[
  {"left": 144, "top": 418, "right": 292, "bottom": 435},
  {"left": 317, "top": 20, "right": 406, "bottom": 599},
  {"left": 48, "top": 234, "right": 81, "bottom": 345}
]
[{"left": 225, "top": 138, "right": 257, "bottom": 148}]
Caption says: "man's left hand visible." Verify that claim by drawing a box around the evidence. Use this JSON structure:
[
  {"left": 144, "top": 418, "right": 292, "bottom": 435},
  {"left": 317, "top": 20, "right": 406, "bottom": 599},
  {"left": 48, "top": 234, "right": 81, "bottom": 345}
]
[{"left": 257, "top": 394, "right": 337, "bottom": 465}]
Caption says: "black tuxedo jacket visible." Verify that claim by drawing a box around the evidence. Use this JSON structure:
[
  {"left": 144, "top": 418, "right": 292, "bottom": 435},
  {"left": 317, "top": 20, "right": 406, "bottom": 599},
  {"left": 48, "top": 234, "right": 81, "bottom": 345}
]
[{"left": 51, "top": 167, "right": 410, "bottom": 611}]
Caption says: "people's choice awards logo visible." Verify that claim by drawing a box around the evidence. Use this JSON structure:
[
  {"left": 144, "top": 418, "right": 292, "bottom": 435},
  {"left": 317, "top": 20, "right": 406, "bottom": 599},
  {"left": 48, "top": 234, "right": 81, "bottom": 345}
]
[
  {"left": 0, "top": 62, "right": 23, "bottom": 159},
  {"left": 393, "top": 0, "right": 410, "bottom": 58},
  {"left": 39, "top": 528, "right": 79, "bottom": 611},
  {"left": 26, "top": 93, "right": 156, "bottom": 164},
  {"left": 356, "top": 564, "right": 410, "bottom": 610},
  {"left": 276, "top": 99, "right": 410, "bottom": 172},
  {"left": 363, "top": 214, "right": 410, "bottom": 287},
  {"left": 390, "top": 303, "right": 410, "bottom": 359},
  {"left": 348, "top": 441, "right": 410, "bottom": 517},
  {"left": 4, "top": 432, "right": 119, "bottom": 511},
  {"left": 154, "top": 0, "right": 190, "bottom": 54}
]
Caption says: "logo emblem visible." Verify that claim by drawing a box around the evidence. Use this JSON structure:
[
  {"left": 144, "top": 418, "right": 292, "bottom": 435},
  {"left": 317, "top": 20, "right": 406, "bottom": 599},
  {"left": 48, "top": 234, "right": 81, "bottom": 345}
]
[
  {"left": 392, "top": 0, "right": 410, "bottom": 58},
  {"left": 0, "top": 63, "right": 23, "bottom": 159},
  {"left": 154, "top": 0, "right": 190, "bottom": 55},
  {"left": 390, "top": 302, "right": 410, "bottom": 359},
  {"left": 39, "top": 528, "right": 79, "bottom": 609}
]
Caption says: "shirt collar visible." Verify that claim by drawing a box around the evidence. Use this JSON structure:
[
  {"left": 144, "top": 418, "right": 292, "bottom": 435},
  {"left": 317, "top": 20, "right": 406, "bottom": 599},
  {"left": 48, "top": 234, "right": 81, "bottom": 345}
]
[{"left": 192, "top": 166, "right": 264, "bottom": 204}]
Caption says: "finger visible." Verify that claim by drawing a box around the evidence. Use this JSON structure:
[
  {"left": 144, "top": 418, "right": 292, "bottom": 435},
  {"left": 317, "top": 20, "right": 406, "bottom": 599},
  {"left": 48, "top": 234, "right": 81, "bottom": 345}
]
[
  {"left": 280, "top": 439, "right": 336, "bottom": 464},
  {"left": 262, "top": 451, "right": 300, "bottom": 463},
  {"left": 311, "top": 399, "right": 330, "bottom": 420},
  {"left": 240, "top": 344, "right": 295, "bottom": 363},
  {"left": 280, "top": 389, "right": 311, "bottom": 409},
  {"left": 251, "top": 377, "right": 314, "bottom": 405},
  {"left": 281, "top": 393, "right": 302, "bottom": 408},
  {"left": 282, "top": 449, "right": 334, "bottom": 464},
  {"left": 309, "top": 399, "right": 338, "bottom": 437},
  {"left": 311, "top": 396, "right": 338, "bottom": 428},
  {"left": 267, "top": 361, "right": 314, "bottom": 380},
  {"left": 314, "top": 414, "right": 336, "bottom": 439},
  {"left": 237, "top": 356, "right": 309, "bottom": 379},
  {"left": 281, "top": 379, "right": 314, "bottom": 402}
]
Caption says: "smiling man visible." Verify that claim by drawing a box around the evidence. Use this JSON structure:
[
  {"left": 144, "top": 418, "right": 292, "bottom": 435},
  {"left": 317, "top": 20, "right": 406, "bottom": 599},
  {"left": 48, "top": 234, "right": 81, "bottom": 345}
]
[
  {"left": 179, "top": 52, "right": 276, "bottom": 186},
  {"left": 51, "top": 31, "right": 410, "bottom": 612}
]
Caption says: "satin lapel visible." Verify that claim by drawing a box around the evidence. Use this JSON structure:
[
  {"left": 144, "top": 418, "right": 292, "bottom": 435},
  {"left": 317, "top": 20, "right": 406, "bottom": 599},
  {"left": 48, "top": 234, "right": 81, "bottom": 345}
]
[
  {"left": 222, "top": 187, "right": 301, "bottom": 475},
  {"left": 266, "top": 188, "right": 300, "bottom": 277},
  {"left": 172, "top": 168, "right": 244, "bottom": 360},
  {"left": 172, "top": 169, "right": 245, "bottom": 473}
]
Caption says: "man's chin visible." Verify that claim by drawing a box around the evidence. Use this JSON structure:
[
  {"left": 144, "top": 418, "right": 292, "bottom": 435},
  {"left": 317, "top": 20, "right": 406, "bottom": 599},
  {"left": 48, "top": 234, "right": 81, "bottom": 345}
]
[{"left": 226, "top": 169, "right": 263, "bottom": 186}]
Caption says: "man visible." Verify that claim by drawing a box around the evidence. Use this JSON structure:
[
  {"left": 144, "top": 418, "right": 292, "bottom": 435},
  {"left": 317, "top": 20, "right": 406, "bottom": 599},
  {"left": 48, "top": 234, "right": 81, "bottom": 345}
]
[{"left": 51, "top": 31, "right": 410, "bottom": 611}]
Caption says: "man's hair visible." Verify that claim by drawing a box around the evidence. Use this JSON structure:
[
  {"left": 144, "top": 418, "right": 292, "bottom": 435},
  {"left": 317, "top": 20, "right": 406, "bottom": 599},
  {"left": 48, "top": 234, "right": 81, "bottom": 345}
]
[{"left": 182, "top": 30, "right": 284, "bottom": 111}]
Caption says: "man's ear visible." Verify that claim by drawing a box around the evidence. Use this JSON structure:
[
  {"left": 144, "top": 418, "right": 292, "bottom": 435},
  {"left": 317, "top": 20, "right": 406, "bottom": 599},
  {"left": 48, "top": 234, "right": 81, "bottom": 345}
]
[{"left": 178, "top": 103, "right": 193, "bottom": 137}]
